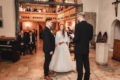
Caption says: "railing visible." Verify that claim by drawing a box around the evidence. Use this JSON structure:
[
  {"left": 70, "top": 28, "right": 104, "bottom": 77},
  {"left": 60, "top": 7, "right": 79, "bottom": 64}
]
[
  {"left": 19, "top": 6, "right": 76, "bottom": 22},
  {"left": 19, "top": 12, "right": 57, "bottom": 22},
  {"left": 57, "top": 6, "right": 76, "bottom": 21}
]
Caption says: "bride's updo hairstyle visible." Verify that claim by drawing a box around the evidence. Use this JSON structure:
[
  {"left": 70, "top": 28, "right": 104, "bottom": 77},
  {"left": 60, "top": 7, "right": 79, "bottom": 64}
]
[{"left": 58, "top": 24, "right": 65, "bottom": 37}]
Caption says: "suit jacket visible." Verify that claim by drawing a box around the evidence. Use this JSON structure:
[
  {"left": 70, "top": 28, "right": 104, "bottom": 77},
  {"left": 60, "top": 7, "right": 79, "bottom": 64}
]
[
  {"left": 74, "top": 21, "right": 93, "bottom": 54},
  {"left": 42, "top": 27, "right": 55, "bottom": 54},
  {"left": 28, "top": 34, "right": 35, "bottom": 44},
  {"left": 24, "top": 32, "right": 29, "bottom": 44},
  {"left": 17, "top": 35, "right": 25, "bottom": 45}
]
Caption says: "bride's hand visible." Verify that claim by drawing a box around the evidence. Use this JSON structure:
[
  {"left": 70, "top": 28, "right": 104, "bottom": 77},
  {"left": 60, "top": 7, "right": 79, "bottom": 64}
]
[
  {"left": 59, "top": 42, "right": 64, "bottom": 45},
  {"left": 55, "top": 45, "right": 57, "bottom": 48},
  {"left": 70, "top": 34, "right": 74, "bottom": 39},
  {"left": 50, "top": 51, "right": 54, "bottom": 55}
]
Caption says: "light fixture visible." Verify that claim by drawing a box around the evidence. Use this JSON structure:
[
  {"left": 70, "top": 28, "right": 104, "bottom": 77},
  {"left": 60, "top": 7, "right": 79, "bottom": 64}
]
[{"left": 25, "top": 22, "right": 31, "bottom": 28}]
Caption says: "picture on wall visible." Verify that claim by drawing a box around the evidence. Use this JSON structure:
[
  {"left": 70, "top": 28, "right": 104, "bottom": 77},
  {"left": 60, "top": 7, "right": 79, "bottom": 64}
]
[
  {"left": 0, "top": 20, "right": 2, "bottom": 27},
  {"left": 0, "top": 6, "right": 2, "bottom": 27}
]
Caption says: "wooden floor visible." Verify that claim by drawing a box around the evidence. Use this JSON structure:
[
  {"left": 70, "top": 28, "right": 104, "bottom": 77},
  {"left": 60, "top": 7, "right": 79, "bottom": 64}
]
[{"left": 0, "top": 40, "right": 120, "bottom": 80}]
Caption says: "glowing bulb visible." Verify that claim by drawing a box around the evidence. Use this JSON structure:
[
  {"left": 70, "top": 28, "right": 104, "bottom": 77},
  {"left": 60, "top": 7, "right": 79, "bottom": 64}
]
[{"left": 25, "top": 22, "right": 31, "bottom": 27}]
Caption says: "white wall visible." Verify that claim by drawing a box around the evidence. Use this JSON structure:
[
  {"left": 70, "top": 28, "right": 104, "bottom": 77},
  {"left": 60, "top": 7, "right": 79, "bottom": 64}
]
[
  {"left": 97, "top": 0, "right": 120, "bottom": 48},
  {"left": 0, "top": 0, "right": 16, "bottom": 37},
  {"left": 81, "top": 0, "right": 120, "bottom": 49},
  {"left": 82, "top": 0, "right": 98, "bottom": 13},
  {"left": 81, "top": 0, "right": 99, "bottom": 40}
]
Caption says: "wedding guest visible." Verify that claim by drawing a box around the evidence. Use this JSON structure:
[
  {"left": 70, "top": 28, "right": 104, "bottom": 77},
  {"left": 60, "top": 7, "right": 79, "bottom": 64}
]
[
  {"left": 32, "top": 29, "right": 37, "bottom": 53},
  {"left": 73, "top": 12, "right": 93, "bottom": 80},
  {"left": 24, "top": 30, "right": 30, "bottom": 54},
  {"left": 17, "top": 30, "right": 26, "bottom": 56},
  {"left": 26, "top": 6, "right": 31, "bottom": 12},
  {"left": 28, "top": 31, "right": 35, "bottom": 54},
  {"left": 42, "top": 18, "right": 55, "bottom": 80}
]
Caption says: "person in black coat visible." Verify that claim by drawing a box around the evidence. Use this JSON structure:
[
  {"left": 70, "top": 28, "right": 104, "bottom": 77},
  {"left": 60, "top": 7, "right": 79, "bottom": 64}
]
[
  {"left": 42, "top": 18, "right": 55, "bottom": 80},
  {"left": 24, "top": 31, "right": 30, "bottom": 54},
  {"left": 28, "top": 31, "right": 36, "bottom": 54},
  {"left": 17, "top": 30, "right": 26, "bottom": 56},
  {"left": 32, "top": 29, "right": 37, "bottom": 53},
  {"left": 73, "top": 12, "right": 93, "bottom": 80}
]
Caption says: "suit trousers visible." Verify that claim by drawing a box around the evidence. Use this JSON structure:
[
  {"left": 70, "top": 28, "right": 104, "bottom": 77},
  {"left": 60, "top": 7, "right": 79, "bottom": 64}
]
[
  {"left": 29, "top": 43, "right": 35, "bottom": 54},
  {"left": 20, "top": 45, "right": 25, "bottom": 54},
  {"left": 44, "top": 53, "right": 52, "bottom": 76},
  {"left": 75, "top": 53, "right": 90, "bottom": 80}
]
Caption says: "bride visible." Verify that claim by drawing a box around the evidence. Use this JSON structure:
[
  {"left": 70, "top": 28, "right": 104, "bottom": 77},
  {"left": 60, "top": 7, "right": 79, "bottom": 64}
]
[{"left": 49, "top": 24, "right": 73, "bottom": 72}]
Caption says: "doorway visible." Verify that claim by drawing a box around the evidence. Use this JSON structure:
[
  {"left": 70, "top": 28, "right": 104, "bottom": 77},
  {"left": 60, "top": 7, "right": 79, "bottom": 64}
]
[{"left": 111, "top": 19, "right": 120, "bottom": 49}]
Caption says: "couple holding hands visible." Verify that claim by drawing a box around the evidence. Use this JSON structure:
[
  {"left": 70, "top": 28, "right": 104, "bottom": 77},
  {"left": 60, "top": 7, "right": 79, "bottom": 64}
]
[{"left": 42, "top": 12, "right": 93, "bottom": 80}]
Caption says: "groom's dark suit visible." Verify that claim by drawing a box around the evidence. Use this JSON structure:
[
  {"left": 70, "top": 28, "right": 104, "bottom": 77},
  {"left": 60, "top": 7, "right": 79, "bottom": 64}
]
[
  {"left": 74, "top": 21, "right": 93, "bottom": 80},
  {"left": 42, "top": 27, "right": 55, "bottom": 76}
]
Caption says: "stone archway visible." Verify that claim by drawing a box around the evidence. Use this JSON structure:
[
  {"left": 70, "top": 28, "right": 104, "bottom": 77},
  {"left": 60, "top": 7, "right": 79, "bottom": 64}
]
[{"left": 110, "top": 19, "right": 120, "bottom": 49}]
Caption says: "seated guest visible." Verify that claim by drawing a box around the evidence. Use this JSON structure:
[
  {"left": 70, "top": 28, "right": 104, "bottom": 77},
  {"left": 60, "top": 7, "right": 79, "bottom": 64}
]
[
  {"left": 28, "top": 31, "right": 35, "bottom": 54},
  {"left": 17, "top": 30, "right": 26, "bottom": 56},
  {"left": 25, "top": 7, "right": 31, "bottom": 12},
  {"left": 33, "top": 8, "right": 38, "bottom": 12}
]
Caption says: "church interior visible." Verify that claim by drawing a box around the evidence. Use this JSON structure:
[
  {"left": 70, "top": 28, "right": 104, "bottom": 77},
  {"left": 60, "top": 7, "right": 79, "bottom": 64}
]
[{"left": 0, "top": 0, "right": 120, "bottom": 80}]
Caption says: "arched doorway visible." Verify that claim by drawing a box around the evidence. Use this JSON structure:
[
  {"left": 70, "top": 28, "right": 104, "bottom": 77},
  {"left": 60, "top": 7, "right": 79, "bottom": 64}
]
[{"left": 111, "top": 19, "right": 120, "bottom": 49}]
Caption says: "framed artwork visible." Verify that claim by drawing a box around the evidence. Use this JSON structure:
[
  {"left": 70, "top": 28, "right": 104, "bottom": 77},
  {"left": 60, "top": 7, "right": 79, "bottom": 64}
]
[
  {"left": 0, "top": 6, "right": 2, "bottom": 28},
  {"left": 0, "top": 20, "right": 2, "bottom": 27}
]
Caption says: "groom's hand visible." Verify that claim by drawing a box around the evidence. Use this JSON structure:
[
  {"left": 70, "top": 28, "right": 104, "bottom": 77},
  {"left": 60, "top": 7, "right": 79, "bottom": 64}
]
[{"left": 50, "top": 51, "right": 53, "bottom": 55}]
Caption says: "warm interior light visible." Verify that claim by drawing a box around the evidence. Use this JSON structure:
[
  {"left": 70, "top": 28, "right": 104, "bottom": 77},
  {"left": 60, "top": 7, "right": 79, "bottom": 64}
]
[
  {"left": 22, "top": 22, "right": 34, "bottom": 31},
  {"left": 25, "top": 22, "right": 31, "bottom": 27},
  {"left": 65, "top": 20, "right": 75, "bottom": 30}
]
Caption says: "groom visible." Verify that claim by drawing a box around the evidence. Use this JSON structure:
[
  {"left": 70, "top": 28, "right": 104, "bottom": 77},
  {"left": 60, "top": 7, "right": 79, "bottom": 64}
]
[{"left": 42, "top": 18, "right": 55, "bottom": 80}]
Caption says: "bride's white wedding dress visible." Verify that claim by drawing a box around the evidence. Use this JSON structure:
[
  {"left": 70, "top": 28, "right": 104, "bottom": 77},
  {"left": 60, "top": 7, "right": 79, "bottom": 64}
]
[{"left": 49, "top": 31, "right": 73, "bottom": 72}]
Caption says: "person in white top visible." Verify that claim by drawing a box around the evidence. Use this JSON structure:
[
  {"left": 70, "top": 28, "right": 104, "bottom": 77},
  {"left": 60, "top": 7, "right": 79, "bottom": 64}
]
[{"left": 49, "top": 24, "right": 74, "bottom": 72}]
